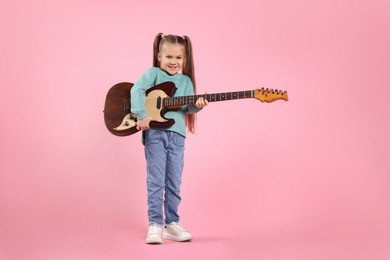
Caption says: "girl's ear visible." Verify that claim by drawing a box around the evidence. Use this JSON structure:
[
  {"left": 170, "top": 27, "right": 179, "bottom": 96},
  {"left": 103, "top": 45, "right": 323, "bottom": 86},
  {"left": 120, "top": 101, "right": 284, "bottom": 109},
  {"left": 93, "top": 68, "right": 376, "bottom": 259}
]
[{"left": 157, "top": 52, "right": 162, "bottom": 61}]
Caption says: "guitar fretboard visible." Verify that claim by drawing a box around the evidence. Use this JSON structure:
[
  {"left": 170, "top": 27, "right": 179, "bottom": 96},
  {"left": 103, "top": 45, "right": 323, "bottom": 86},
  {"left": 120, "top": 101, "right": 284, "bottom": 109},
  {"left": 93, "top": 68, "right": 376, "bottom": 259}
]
[{"left": 162, "top": 90, "right": 253, "bottom": 107}]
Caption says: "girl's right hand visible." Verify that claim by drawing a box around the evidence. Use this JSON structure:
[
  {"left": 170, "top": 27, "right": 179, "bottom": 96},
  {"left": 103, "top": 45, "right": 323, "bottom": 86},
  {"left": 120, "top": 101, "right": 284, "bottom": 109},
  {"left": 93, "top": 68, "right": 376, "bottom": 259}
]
[{"left": 136, "top": 116, "right": 153, "bottom": 131}]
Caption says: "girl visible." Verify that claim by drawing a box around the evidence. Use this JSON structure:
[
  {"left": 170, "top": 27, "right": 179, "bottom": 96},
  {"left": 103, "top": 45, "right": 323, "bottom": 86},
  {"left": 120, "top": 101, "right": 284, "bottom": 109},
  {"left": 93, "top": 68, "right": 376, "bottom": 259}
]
[{"left": 130, "top": 33, "right": 208, "bottom": 244}]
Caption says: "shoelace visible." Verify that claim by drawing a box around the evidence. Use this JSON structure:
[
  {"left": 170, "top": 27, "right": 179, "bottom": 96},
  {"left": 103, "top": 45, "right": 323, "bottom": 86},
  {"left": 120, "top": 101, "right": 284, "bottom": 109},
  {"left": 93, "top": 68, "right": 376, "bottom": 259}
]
[
  {"left": 148, "top": 224, "right": 161, "bottom": 234},
  {"left": 170, "top": 222, "right": 186, "bottom": 233}
]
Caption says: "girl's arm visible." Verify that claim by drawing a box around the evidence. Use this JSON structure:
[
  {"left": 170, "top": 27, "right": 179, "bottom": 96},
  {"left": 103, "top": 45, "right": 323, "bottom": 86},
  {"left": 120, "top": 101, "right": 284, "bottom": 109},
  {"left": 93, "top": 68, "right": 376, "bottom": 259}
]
[
  {"left": 185, "top": 77, "right": 208, "bottom": 113},
  {"left": 130, "top": 68, "right": 157, "bottom": 130},
  {"left": 130, "top": 68, "right": 157, "bottom": 119}
]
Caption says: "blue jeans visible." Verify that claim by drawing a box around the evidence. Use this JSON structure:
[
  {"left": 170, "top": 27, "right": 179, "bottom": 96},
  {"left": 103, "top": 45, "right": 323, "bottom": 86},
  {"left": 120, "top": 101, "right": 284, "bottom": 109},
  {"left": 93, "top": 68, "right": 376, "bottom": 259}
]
[{"left": 144, "top": 129, "right": 185, "bottom": 225}]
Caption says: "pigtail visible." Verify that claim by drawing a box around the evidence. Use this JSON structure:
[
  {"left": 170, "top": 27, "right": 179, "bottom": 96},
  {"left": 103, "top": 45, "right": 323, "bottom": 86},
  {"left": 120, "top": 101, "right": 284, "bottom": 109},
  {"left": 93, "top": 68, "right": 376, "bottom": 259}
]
[
  {"left": 181, "top": 36, "right": 196, "bottom": 88},
  {"left": 153, "top": 33, "right": 163, "bottom": 67},
  {"left": 181, "top": 35, "right": 197, "bottom": 134}
]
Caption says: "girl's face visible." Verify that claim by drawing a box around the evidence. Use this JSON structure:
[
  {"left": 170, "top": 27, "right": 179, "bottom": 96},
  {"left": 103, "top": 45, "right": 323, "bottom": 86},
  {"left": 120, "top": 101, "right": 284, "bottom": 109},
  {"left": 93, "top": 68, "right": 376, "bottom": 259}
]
[{"left": 158, "top": 43, "right": 185, "bottom": 75}]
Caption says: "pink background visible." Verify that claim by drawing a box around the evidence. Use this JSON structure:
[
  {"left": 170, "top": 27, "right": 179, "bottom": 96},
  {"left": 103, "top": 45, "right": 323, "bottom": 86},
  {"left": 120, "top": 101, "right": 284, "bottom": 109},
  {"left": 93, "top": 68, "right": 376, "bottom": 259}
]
[{"left": 1, "top": 0, "right": 389, "bottom": 259}]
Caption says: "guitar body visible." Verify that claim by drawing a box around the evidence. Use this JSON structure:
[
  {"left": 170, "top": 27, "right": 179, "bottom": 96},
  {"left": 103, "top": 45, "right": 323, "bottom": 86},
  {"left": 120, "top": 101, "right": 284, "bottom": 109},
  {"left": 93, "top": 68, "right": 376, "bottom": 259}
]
[{"left": 103, "top": 81, "right": 177, "bottom": 136}]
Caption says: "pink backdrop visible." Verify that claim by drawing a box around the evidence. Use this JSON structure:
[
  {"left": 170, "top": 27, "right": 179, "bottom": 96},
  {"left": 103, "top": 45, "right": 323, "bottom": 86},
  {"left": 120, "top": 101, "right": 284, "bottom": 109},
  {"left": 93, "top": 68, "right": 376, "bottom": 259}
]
[{"left": 1, "top": 0, "right": 389, "bottom": 259}]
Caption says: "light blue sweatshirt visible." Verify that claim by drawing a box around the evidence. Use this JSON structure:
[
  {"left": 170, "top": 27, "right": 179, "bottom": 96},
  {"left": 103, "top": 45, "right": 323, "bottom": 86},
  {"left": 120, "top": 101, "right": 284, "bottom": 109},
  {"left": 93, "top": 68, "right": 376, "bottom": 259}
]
[{"left": 130, "top": 67, "right": 202, "bottom": 138}]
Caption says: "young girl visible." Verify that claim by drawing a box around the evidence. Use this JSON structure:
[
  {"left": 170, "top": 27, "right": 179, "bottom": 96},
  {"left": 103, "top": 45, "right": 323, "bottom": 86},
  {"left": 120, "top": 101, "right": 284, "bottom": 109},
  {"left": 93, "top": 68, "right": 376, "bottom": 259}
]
[{"left": 130, "top": 33, "right": 208, "bottom": 244}]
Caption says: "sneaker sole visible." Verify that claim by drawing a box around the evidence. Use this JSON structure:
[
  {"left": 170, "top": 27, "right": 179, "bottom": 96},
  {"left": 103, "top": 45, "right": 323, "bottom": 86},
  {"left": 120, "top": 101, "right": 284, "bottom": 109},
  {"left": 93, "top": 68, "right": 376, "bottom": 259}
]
[
  {"left": 145, "top": 238, "right": 162, "bottom": 244},
  {"left": 162, "top": 233, "right": 192, "bottom": 242}
]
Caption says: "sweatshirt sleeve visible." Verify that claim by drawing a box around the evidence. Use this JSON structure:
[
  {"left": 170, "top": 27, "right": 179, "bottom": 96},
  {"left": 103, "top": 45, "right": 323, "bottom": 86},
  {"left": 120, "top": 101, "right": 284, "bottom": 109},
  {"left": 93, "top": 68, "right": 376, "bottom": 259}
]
[
  {"left": 130, "top": 68, "right": 157, "bottom": 120},
  {"left": 187, "top": 104, "right": 203, "bottom": 114},
  {"left": 184, "top": 76, "right": 203, "bottom": 114}
]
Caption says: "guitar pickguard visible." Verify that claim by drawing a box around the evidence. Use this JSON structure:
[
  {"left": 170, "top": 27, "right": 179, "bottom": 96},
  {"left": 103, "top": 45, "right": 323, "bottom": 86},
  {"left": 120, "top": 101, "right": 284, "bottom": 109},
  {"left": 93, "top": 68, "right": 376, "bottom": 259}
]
[
  {"left": 145, "top": 89, "right": 169, "bottom": 122},
  {"left": 114, "top": 113, "right": 137, "bottom": 131}
]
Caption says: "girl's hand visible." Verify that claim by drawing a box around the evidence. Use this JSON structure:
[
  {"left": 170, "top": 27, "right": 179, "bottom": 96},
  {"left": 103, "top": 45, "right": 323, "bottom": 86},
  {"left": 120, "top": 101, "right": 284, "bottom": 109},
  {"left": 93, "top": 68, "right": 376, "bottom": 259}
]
[
  {"left": 136, "top": 116, "right": 153, "bottom": 131},
  {"left": 195, "top": 97, "right": 208, "bottom": 108}
]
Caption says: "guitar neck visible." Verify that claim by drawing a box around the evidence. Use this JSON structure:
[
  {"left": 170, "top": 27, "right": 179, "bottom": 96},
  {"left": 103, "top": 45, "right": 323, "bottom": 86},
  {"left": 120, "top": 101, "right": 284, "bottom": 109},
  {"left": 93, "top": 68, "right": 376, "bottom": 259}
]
[{"left": 163, "top": 90, "right": 254, "bottom": 107}]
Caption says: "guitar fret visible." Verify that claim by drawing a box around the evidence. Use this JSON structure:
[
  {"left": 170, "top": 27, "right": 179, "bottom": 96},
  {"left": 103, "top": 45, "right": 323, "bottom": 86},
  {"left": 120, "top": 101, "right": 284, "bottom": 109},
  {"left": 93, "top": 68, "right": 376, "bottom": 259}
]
[{"left": 163, "top": 90, "right": 254, "bottom": 107}]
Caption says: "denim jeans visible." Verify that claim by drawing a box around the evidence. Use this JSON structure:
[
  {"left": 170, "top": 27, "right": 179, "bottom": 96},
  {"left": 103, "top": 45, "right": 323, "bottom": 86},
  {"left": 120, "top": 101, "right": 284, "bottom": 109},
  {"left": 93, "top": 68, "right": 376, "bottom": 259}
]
[{"left": 144, "top": 129, "right": 185, "bottom": 225}]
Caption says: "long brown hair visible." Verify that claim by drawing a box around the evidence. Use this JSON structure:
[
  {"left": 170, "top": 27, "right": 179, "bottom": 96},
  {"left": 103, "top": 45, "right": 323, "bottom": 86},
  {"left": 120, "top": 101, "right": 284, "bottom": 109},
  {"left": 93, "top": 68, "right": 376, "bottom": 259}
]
[{"left": 152, "top": 33, "right": 197, "bottom": 133}]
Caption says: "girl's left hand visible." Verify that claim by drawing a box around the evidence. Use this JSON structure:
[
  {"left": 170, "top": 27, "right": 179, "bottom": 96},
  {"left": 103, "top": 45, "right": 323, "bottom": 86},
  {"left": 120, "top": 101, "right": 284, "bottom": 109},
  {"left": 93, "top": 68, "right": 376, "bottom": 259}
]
[{"left": 195, "top": 97, "right": 208, "bottom": 108}]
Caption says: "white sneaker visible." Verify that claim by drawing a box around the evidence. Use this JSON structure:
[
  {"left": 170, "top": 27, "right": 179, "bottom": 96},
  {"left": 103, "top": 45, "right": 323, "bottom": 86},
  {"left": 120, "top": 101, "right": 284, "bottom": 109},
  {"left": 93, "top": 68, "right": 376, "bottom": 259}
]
[
  {"left": 163, "top": 222, "right": 193, "bottom": 242},
  {"left": 145, "top": 223, "right": 162, "bottom": 244}
]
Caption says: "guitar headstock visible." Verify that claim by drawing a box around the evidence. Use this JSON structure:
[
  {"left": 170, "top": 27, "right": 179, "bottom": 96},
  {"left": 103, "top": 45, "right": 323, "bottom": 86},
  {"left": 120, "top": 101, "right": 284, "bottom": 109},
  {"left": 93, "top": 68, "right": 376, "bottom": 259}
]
[{"left": 254, "top": 88, "right": 289, "bottom": 103}]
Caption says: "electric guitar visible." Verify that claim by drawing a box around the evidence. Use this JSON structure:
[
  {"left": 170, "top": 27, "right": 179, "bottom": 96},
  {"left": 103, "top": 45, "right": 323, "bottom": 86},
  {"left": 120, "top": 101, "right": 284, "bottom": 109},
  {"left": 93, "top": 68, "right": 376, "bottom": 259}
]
[{"left": 103, "top": 81, "right": 288, "bottom": 136}]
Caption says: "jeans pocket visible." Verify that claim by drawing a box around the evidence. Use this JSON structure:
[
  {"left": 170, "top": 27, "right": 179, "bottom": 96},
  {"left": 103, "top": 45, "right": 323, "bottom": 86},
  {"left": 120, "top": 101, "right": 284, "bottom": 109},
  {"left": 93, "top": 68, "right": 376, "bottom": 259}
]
[
  {"left": 173, "top": 134, "right": 185, "bottom": 148},
  {"left": 145, "top": 130, "right": 162, "bottom": 144}
]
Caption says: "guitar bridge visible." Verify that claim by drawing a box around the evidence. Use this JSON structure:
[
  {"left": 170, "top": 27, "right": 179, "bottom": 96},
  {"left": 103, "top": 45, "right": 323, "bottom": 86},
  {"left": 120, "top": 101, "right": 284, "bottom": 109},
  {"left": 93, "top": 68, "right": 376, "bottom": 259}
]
[{"left": 123, "top": 100, "right": 131, "bottom": 112}]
